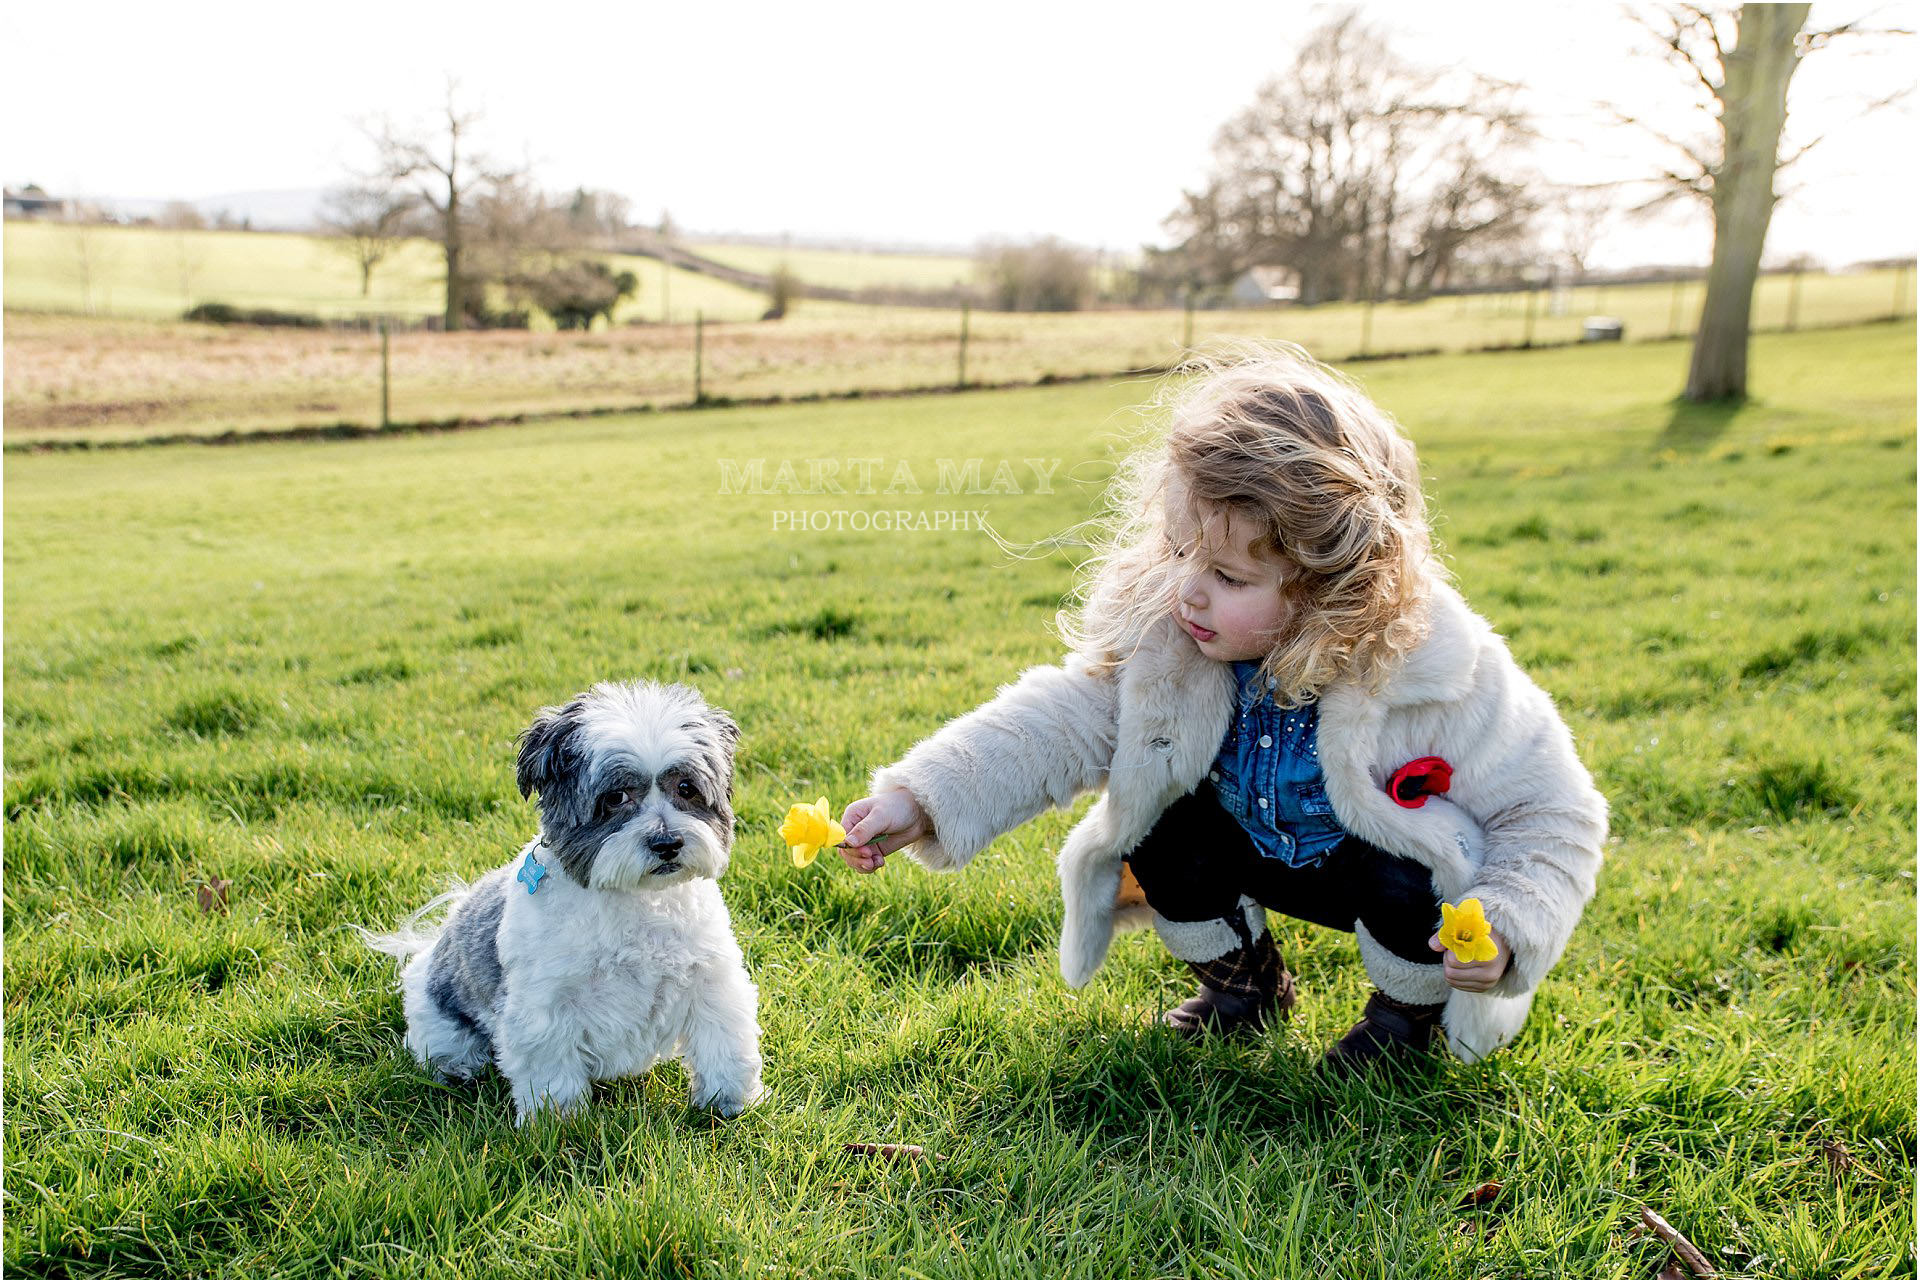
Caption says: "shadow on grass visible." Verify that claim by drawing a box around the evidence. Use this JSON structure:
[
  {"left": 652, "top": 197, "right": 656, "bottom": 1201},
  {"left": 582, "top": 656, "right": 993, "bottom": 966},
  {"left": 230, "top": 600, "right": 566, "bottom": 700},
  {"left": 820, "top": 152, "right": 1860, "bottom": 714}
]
[
  {"left": 815, "top": 1007, "right": 1507, "bottom": 1147},
  {"left": 736, "top": 874, "right": 1058, "bottom": 985},
  {"left": 1654, "top": 396, "right": 1747, "bottom": 454}
]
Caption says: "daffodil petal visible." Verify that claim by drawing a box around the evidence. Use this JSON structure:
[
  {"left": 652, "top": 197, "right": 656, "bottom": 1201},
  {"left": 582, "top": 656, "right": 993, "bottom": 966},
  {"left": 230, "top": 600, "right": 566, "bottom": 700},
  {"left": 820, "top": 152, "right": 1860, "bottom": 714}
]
[{"left": 779, "top": 795, "right": 843, "bottom": 870}]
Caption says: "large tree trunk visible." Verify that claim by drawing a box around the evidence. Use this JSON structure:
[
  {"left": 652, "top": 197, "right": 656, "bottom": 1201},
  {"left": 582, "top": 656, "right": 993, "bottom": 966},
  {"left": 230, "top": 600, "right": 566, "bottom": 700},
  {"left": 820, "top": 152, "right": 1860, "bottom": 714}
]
[
  {"left": 1685, "top": 3, "right": 1810, "bottom": 402},
  {"left": 442, "top": 163, "right": 465, "bottom": 332}
]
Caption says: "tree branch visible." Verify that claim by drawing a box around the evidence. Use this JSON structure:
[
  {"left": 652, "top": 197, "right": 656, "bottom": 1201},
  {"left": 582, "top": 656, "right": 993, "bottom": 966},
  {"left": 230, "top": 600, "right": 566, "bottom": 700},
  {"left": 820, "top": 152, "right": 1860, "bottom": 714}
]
[
  {"left": 1800, "top": 19, "right": 1916, "bottom": 52},
  {"left": 1605, "top": 106, "right": 1719, "bottom": 177},
  {"left": 1777, "top": 83, "right": 1915, "bottom": 172},
  {"left": 1627, "top": 3, "right": 1724, "bottom": 99}
]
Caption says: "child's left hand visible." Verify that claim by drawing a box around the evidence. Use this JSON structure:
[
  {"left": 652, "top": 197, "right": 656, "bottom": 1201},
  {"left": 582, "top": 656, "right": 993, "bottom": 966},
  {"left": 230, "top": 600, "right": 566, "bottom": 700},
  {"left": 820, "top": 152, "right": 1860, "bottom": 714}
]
[{"left": 1427, "top": 928, "right": 1511, "bottom": 992}]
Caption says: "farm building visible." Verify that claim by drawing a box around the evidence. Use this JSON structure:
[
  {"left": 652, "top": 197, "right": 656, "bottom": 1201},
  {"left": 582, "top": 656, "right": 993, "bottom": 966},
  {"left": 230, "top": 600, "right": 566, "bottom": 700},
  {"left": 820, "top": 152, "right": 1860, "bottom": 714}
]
[
  {"left": 1229, "top": 265, "right": 1301, "bottom": 305},
  {"left": 4, "top": 184, "right": 74, "bottom": 220}
]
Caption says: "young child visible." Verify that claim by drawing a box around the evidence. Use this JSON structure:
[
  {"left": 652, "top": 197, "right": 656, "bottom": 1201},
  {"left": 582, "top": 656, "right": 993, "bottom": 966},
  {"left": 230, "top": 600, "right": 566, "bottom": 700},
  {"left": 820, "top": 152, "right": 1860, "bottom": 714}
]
[{"left": 837, "top": 345, "right": 1609, "bottom": 1070}]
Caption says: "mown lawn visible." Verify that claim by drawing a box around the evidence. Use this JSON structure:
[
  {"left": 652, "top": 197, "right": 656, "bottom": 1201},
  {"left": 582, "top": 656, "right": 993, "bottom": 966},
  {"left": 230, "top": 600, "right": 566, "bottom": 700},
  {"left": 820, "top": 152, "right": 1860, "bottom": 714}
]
[{"left": 4, "top": 324, "right": 1914, "bottom": 1277}]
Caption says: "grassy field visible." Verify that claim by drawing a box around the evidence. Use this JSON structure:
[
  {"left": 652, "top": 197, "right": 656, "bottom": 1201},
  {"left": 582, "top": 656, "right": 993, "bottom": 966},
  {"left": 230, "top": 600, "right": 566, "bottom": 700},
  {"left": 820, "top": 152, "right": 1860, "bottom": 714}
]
[
  {"left": 4, "top": 325, "right": 1915, "bottom": 1276},
  {"left": 690, "top": 240, "right": 979, "bottom": 294},
  {"left": 0, "top": 222, "right": 1183, "bottom": 317},
  {"left": 1, "top": 221, "right": 776, "bottom": 324},
  {"left": 7, "top": 267, "right": 1912, "bottom": 445}
]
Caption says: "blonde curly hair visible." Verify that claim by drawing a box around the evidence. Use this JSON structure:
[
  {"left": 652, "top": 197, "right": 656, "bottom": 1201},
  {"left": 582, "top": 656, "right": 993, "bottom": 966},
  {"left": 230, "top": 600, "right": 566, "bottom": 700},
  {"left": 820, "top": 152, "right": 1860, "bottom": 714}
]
[{"left": 1054, "top": 342, "right": 1441, "bottom": 704}]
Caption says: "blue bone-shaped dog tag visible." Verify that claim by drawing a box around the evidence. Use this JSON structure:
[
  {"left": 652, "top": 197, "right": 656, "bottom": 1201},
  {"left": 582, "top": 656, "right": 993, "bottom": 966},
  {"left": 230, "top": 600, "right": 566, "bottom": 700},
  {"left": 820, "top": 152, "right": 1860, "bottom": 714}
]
[{"left": 517, "top": 849, "right": 548, "bottom": 895}]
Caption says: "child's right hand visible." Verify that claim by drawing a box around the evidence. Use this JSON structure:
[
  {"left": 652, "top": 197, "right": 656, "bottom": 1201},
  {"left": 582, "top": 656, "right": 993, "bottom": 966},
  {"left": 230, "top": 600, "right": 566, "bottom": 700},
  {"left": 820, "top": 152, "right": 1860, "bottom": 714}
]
[{"left": 838, "top": 788, "right": 929, "bottom": 873}]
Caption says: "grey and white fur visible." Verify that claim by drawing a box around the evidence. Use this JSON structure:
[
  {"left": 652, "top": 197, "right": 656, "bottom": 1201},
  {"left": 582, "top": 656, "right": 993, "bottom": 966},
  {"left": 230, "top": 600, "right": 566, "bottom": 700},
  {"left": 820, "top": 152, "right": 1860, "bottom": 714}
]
[{"left": 362, "top": 680, "right": 764, "bottom": 1124}]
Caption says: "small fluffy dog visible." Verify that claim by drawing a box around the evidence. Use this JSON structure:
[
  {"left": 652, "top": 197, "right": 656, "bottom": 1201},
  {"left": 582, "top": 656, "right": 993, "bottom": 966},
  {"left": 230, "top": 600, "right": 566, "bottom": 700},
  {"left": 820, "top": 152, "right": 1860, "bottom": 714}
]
[{"left": 364, "top": 680, "right": 764, "bottom": 1124}]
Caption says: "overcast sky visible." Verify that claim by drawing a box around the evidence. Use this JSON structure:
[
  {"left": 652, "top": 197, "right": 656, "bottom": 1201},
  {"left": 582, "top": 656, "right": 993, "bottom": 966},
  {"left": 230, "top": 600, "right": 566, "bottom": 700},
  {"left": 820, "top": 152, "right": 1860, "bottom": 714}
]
[{"left": 3, "top": 0, "right": 1914, "bottom": 268}]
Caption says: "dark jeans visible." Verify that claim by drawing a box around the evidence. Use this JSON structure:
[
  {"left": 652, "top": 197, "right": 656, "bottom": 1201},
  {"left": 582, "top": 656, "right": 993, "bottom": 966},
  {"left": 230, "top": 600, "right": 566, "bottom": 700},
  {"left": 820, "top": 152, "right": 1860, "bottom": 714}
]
[{"left": 1126, "top": 779, "right": 1444, "bottom": 966}]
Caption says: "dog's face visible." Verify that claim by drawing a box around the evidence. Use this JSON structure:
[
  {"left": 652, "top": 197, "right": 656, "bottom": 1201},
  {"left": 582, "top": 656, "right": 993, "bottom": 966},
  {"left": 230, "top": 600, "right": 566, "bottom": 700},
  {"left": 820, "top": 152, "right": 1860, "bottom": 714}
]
[{"left": 515, "top": 681, "right": 739, "bottom": 892}]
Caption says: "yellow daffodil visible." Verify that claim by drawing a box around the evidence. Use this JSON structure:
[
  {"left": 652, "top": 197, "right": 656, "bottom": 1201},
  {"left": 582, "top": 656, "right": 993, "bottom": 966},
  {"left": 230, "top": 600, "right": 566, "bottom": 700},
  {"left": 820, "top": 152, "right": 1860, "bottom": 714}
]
[
  {"left": 779, "top": 796, "right": 846, "bottom": 868},
  {"left": 1438, "top": 898, "right": 1500, "bottom": 964}
]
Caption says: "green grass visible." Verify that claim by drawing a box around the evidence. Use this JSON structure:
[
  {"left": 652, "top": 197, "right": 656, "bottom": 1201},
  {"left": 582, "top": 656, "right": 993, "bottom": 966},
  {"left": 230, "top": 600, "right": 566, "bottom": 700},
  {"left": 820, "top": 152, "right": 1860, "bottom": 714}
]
[
  {"left": 4, "top": 325, "right": 1914, "bottom": 1276},
  {"left": 8, "top": 219, "right": 1910, "bottom": 338},
  {"left": 2, "top": 221, "right": 776, "bottom": 324},
  {"left": 690, "top": 240, "right": 980, "bottom": 294}
]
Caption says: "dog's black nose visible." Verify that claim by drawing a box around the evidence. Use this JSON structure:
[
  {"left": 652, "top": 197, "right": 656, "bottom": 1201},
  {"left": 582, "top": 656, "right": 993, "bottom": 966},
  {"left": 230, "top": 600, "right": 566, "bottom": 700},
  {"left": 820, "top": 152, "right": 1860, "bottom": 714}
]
[{"left": 647, "top": 832, "right": 684, "bottom": 856}]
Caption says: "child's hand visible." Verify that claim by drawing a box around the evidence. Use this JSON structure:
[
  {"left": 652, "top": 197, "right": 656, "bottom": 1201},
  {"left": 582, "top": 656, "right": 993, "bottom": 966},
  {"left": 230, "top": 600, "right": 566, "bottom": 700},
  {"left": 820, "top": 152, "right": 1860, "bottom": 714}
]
[
  {"left": 1428, "top": 927, "right": 1511, "bottom": 992},
  {"left": 837, "top": 789, "right": 928, "bottom": 873}
]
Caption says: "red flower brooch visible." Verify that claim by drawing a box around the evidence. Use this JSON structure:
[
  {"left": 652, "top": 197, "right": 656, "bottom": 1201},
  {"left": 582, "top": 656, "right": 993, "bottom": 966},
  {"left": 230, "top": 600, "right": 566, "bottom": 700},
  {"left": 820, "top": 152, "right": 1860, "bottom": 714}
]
[{"left": 1388, "top": 756, "right": 1453, "bottom": 808}]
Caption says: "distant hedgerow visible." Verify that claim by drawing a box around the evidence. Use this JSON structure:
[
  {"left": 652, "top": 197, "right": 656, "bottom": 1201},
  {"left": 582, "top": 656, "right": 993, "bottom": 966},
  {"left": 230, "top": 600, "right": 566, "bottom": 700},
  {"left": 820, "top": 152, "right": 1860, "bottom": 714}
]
[{"left": 184, "top": 302, "right": 325, "bottom": 328}]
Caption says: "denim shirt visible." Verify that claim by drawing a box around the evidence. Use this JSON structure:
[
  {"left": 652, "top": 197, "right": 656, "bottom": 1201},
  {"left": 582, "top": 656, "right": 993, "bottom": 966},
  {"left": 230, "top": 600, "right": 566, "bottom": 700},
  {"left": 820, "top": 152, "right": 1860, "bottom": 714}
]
[{"left": 1205, "top": 659, "right": 1348, "bottom": 868}]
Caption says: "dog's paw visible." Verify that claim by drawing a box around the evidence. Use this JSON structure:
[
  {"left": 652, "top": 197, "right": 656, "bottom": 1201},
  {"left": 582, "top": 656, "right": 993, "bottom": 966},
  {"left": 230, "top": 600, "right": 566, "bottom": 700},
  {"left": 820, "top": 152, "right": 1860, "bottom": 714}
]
[{"left": 513, "top": 1083, "right": 589, "bottom": 1126}]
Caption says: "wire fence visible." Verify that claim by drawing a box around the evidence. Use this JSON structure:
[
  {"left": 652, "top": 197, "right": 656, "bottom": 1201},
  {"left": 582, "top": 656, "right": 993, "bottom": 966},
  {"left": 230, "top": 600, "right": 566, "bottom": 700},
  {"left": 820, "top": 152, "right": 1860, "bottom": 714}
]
[{"left": 5, "top": 266, "right": 1912, "bottom": 445}]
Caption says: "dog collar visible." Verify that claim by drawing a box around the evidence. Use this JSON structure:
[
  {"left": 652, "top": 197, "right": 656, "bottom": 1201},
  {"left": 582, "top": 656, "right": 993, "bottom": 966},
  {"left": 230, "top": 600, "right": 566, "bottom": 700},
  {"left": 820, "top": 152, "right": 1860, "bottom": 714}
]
[{"left": 517, "top": 848, "right": 549, "bottom": 895}]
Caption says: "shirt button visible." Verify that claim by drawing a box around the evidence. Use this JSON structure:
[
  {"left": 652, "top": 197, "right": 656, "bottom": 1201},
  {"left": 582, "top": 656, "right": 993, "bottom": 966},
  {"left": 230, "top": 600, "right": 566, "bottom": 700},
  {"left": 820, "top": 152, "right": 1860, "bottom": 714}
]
[
  {"left": 1258, "top": 734, "right": 1272, "bottom": 747},
  {"left": 1257, "top": 797, "right": 1268, "bottom": 808},
  {"left": 1208, "top": 771, "right": 1219, "bottom": 782}
]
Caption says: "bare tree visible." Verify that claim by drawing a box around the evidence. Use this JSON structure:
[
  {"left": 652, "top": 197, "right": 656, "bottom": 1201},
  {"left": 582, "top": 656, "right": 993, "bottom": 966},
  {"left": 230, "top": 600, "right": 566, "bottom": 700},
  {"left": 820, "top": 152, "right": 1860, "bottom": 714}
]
[
  {"left": 764, "top": 262, "right": 799, "bottom": 320},
  {"left": 1392, "top": 83, "right": 1541, "bottom": 299},
  {"left": 172, "top": 231, "right": 207, "bottom": 308},
  {"left": 464, "top": 175, "right": 576, "bottom": 324},
  {"left": 564, "top": 187, "right": 633, "bottom": 249},
  {"left": 158, "top": 200, "right": 205, "bottom": 230},
  {"left": 374, "top": 81, "right": 517, "bottom": 331},
  {"left": 977, "top": 237, "right": 1096, "bottom": 311},
  {"left": 1624, "top": 4, "right": 1910, "bottom": 401},
  {"left": 1163, "top": 9, "right": 1537, "bottom": 305},
  {"left": 65, "top": 208, "right": 114, "bottom": 315},
  {"left": 319, "top": 182, "right": 417, "bottom": 297},
  {"left": 157, "top": 201, "right": 208, "bottom": 307},
  {"left": 1551, "top": 186, "right": 1619, "bottom": 286}
]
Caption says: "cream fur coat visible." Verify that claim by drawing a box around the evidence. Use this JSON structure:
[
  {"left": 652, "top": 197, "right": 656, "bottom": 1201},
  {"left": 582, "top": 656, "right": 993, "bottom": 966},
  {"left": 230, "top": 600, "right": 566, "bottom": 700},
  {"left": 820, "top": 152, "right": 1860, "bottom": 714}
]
[{"left": 868, "top": 579, "right": 1609, "bottom": 1062}]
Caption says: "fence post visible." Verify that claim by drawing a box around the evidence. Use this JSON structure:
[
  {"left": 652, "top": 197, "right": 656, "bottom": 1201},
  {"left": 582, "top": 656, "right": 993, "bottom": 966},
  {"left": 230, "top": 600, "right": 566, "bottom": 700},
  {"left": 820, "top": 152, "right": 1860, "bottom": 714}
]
[
  {"left": 694, "top": 311, "right": 705, "bottom": 404},
  {"left": 957, "top": 302, "right": 970, "bottom": 389},
  {"left": 379, "top": 315, "right": 391, "bottom": 428}
]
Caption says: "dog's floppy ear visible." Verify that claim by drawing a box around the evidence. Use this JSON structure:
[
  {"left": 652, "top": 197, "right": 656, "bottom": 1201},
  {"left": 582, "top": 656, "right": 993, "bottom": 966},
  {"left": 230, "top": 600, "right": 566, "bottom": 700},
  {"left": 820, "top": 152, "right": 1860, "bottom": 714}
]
[
  {"left": 516, "top": 698, "right": 586, "bottom": 800},
  {"left": 704, "top": 705, "right": 741, "bottom": 798},
  {"left": 707, "top": 706, "right": 741, "bottom": 754}
]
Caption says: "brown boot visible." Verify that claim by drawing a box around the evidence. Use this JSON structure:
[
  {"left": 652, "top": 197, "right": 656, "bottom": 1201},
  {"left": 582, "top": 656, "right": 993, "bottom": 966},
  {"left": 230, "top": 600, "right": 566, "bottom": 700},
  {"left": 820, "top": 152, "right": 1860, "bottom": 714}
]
[
  {"left": 1318, "top": 989, "right": 1444, "bottom": 1075},
  {"left": 1162, "top": 933, "right": 1297, "bottom": 1039}
]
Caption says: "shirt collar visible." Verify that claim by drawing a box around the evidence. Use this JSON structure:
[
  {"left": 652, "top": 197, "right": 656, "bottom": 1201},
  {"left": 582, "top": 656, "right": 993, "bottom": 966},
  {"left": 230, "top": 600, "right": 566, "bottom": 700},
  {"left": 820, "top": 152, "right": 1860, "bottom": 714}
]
[{"left": 1231, "top": 659, "right": 1276, "bottom": 712}]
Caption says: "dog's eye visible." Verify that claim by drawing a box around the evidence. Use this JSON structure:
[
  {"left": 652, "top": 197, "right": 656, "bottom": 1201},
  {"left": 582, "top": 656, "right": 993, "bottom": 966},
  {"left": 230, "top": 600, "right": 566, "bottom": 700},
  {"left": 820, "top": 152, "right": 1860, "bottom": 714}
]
[
  {"left": 599, "top": 789, "right": 633, "bottom": 814},
  {"left": 676, "top": 779, "right": 697, "bottom": 800}
]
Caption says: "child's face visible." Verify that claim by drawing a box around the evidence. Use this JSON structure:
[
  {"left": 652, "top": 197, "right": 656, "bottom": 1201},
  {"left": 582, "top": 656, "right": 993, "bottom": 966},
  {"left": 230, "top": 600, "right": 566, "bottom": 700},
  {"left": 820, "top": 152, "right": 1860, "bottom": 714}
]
[{"left": 1169, "top": 503, "right": 1292, "bottom": 662}]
